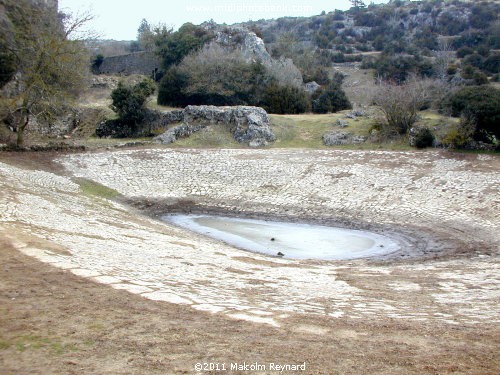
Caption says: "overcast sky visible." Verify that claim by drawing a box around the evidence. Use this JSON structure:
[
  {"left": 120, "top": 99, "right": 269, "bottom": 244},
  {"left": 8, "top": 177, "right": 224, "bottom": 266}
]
[{"left": 58, "top": 0, "right": 390, "bottom": 40}]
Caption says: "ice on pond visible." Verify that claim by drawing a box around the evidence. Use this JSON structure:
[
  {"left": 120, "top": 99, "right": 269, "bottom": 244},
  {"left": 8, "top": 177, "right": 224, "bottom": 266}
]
[{"left": 163, "top": 214, "right": 400, "bottom": 260}]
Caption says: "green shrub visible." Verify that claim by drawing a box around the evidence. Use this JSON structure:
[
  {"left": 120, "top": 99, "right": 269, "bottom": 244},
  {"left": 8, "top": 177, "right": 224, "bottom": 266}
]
[
  {"left": 456, "top": 46, "right": 474, "bottom": 58},
  {"left": 414, "top": 29, "right": 438, "bottom": 50},
  {"left": 482, "top": 54, "right": 500, "bottom": 74},
  {"left": 312, "top": 82, "right": 352, "bottom": 114},
  {"left": 262, "top": 84, "right": 310, "bottom": 114},
  {"left": 473, "top": 71, "right": 488, "bottom": 85},
  {"left": 410, "top": 127, "right": 435, "bottom": 148},
  {"left": 304, "top": 67, "right": 330, "bottom": 86},
  {"left": 441, "top": 120, "right": 476, "bottom": 149},
  {"left": 375, "top": 54, "right": 433, "bottom": 83},
  {"left": 447, "top": 64, "right": 458, "bottom": 75},
  {"left": 452, "top": 31, "right": 488, "bottom": 50},
  {"left": 312, "top": 93, "right": 333, "bottom": 114},
  {"left": 156, "top": 23, "right": 213, "bottom": 69},
  {"left": 438, "top": 12, "right": 468, "bottom": 35},
  {"left": 470, "top": 3, "right": 497, "bottom": 29},
  {"left": 477, "top": 45, "right": 490, "bottom": 58},
  {"left": 110, "top": 78, "right": 155, "bottom": 125},
  {"left": 157, "top": 67, "right": 189, "bottom": 106},
  {"left": 157, "top": 43, "right": 307, "bottom": 113},
  {"left": 463, "top": 54, "right": 484, "bottom": 69},
  {"left": 157, "top": 46, "right": 270, "bottom": 107},
  {"left": 445, "top": 85, "right": 500, "bottom": 141},
  {"left": 461, "top": 65, "right": 475, "bottom": 80}
]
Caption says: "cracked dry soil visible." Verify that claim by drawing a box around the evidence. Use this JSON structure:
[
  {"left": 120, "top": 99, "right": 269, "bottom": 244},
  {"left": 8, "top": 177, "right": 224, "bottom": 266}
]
[{"left": 0, "top": 148, "right": 499, "bottom": 374}]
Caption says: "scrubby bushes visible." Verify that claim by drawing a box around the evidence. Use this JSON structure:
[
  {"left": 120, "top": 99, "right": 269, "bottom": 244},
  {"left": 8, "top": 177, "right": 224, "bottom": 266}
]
[
  {"left": 456, "top": 46, "right": 474, "bottom": 58},
  {"left": 157, "top": 67, "right": 189, "bottom": 107},
  {"left": 97, "top": 78, "right": 156, "bottom": 138},
  {"left": 410, "top": 127, "right": 435, "bottom": 149},
  {"left": 177, "top": 45, "right": 269, "bottom": 106},
  {"left": 312, "top": 81, "right": 352, "bottom": 114},
  {"left": 443, "top": 85, "right": 500, "bottom": 142},
  {"left": 442, "top": 121, "right": 476, "bottom": 149},
  {"left": 91, "top": 54, "right": 104, "bottom": 74},
  {"left": 262, "top": 84, "right": 311, "bottom": 114},
  {"left": 373, "top": 78, "right": 434, "bottom": 135},
  {"left": 374, "top": 54, "right": 434, "bottom": 83},
  {"left": 483, "top": 54, "right": 500, "bottom": 74},
  {"left": 157, "top": 42, "right": 351, "bottom": 114},
  {"left": 156, "top": 23, "right": 213, "bottom": 69},
  {"left": 158, "top": 45, "right": 270, "bottom": 107},
  {"left": 110, "top": 78, "right": 156, "bottom": 125}
]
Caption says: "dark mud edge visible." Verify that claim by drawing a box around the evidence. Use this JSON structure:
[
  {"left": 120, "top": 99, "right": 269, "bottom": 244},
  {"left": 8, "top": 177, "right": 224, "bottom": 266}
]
[{"left": 121, "top": 196, "right": 484, "bottom": 264}]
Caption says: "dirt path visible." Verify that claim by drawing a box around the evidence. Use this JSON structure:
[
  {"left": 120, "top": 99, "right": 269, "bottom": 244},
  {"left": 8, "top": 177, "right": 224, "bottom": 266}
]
[{"left": 0, "top": 148, "right": 499, "bottom": 374}]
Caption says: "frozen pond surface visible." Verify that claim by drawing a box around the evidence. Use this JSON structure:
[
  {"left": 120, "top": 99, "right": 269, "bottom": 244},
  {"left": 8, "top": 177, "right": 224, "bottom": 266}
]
[{"left": 164, "top": 214, "right": 401, "bottom": 260}]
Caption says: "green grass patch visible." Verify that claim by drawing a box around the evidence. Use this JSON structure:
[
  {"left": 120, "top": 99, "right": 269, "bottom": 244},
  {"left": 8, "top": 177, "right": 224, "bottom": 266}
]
[
  {"left": 75, "top": 178, "right": 119, "bottom": 199},
  {"left": 146, "top": 99, "right": 180, "bottom": 112},
  {"left": 8, "top": 335, "right": 78, "bottom": 354},
  {"left": 270, "top": 111, "right": 372, "bottom": 149}
]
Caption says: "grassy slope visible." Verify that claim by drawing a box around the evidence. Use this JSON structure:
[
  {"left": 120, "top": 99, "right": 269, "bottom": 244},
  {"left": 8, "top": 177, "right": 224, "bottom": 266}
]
[
  {"left": 163, "top": 109, "right": 458, "bottom": 150},
  {"left": 270, "top": 111, "right": 371, "bottom": 149}
]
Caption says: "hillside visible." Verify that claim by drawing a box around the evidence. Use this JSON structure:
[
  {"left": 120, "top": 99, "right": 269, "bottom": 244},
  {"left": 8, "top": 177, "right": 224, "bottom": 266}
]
[
  {"left": 240, "top": 0, "right": 499, "bottom": 84},
  {"left": 1, "top": 0, "right": 499, "bottom": 151},
  {"left": 89, "top": 0, "right": 500, "bottom": 88},
  {"left": 243, "top": 0, "right": 499, "bottom": 54}
]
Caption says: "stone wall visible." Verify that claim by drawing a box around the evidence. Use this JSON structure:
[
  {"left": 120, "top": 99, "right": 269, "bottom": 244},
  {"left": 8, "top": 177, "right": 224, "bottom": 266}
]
[{"left": 96, "top": 51, "right": 162, "bottom": 76}]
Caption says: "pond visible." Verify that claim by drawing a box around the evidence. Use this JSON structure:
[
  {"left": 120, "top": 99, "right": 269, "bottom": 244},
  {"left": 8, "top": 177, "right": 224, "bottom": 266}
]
[{"left": 163, "top": 214, "right": 400, "bottom": 260}]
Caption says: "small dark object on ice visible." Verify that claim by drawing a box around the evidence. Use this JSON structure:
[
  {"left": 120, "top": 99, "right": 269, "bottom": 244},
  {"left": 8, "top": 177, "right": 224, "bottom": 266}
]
[
  {"left": 277, "top": 252, "right": 284, "bottom": 257},
  {"left": 270, "top": 238, "right": 275, "bottom": 241}
]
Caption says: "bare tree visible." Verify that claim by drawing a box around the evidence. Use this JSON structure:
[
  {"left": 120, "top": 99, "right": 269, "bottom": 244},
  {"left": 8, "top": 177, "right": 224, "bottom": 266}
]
[
  {"left": 178, "top": 43, "right": 303, "bottom": 103},
  {"left": 1, "top": 0, "right": 92, "bottom": 146},
  {"left": 373, "top": 77, "right": 434, "bottom": 135},
  {"left": 434, "top": 37, "right": 454, "bottom": 82},
  {"left": 266, "top": 57, "right": 303, "bottom": 88},
  {"left": 178, "top": 44, "right": 253, "bottom": 100}
]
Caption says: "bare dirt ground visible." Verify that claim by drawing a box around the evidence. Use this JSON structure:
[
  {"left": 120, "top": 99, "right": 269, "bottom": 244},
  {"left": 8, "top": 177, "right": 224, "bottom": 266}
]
[{"left": 0, "top": 148, "right": 499, "bottom": 374}]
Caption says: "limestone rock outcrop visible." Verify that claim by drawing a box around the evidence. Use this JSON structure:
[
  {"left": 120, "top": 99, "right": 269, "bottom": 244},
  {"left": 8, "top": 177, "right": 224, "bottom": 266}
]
[
  {"left": 153, "top": 106, "right": 275, "bottom": 147},
  {"left": 323, "top": 131, "right": 366, "bottom": 146}
]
